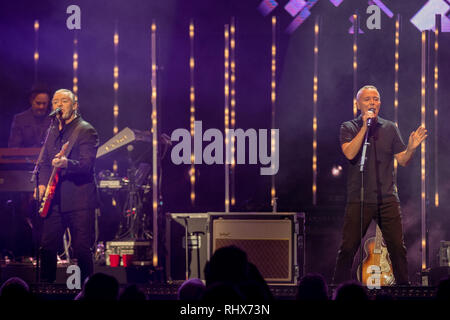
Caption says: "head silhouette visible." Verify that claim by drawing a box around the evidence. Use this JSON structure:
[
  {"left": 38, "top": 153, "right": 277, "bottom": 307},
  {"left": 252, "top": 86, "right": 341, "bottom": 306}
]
[
  {"left": 296, "top": 273, "right": 329, "bottom": 300},
  {"left": 333, "top": 281, "right": 369, "bottom": 301},
  {"left": 178, "top": 278, "right": 206, "bottom": 301},
  {"left": 205, "top": 246, "right": 249, "bottom": 286},
  {"left": 82, "top": 273, "right": 119, "bottom": 300},
  {"left": 0, "top": 277, "right": 33, "bottom": 301}
]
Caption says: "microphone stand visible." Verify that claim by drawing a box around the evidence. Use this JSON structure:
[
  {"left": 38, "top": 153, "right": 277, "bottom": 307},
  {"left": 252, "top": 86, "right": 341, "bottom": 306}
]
[
  {"left": 358, "top": 120, "right": 372, "bottom": 285},
  {"left": 30, "top": 115, "right": 57, "bottom": 284}
]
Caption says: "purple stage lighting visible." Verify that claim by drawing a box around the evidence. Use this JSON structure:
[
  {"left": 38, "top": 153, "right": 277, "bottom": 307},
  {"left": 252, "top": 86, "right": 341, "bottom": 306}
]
[
  {"left": 285, "top": 0, "right": 318, "bottom": 34},
  {"left": 348, "top": 15, "right": 364, "bottom": 34},
  {"left": 285, "top": 0, "right": 307, "bottom": 17},
  {"left": 410, "top": 0, "right": 450, "bottom": 32},
  {"left": 369, "top": 0, "right": 394, "bottom": 18},
  {"left": 329, "top": 0, "right": 344, "bottom": 7},
  {"left": 286, "top": 7, "right": 311, "bottom": 34},
  {"left": 258, "top": 0, "right": 279, "bottom": 17}
]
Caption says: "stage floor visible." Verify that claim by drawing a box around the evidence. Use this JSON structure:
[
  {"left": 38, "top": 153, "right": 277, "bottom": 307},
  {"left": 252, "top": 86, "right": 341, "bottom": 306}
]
[{"left": 0, "top": 262, "right": 439, "bottom": 300}]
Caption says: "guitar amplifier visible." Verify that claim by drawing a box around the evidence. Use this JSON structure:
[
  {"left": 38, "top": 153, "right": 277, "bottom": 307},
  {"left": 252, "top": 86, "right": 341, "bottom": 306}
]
[
  {"left": 207, "top": 212, "right": 305, "bottom": 285},
  {"left": 439, "top": 241, "right": 450, "bottom": 267}
]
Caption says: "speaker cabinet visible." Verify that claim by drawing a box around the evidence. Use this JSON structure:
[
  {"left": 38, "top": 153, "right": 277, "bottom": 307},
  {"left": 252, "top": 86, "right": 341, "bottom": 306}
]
[
  {"left": 165, "top": 213, "right": 208, "bottom": 280},
  {"left": 208, "top": 212, "right": 304, "bottom": 285}
]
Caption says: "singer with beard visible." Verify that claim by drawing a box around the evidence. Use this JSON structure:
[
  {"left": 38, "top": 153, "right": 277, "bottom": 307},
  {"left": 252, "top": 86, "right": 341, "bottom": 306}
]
[
  {"left": 332, "top": 85, "right": 427, "bottom": 286},
  {"left": 35, "top": 89, "right": 99, "bottom": 283}
]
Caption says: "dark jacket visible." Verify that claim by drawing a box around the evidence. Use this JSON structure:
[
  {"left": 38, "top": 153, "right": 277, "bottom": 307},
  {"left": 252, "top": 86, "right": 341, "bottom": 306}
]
[
  {"left": 8, "top": 108, "right": 51, "bottom": 148},
  {"left": 40, "top": 116, "right": 99, "bottom": 212}
]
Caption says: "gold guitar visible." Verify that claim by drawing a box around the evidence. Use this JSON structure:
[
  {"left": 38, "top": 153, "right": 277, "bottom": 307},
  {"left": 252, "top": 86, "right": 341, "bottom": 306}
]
[{"left": 357, "top": 224, "right": 395, "bottom": 286}]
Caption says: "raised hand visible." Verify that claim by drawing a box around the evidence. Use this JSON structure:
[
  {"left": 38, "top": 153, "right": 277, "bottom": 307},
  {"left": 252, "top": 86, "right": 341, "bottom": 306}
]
[{"left": 408, "top": 126, "right": 427, "bottom": 150}]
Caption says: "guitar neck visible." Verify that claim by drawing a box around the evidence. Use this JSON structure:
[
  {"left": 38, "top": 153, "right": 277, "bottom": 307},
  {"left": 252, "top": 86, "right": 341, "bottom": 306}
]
[{"left": 374, "top": 224, "right": 383, "bottom": 254}]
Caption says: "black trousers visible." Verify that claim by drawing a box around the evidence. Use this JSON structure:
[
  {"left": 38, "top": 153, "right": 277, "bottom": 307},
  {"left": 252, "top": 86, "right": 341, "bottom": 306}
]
[
  {"left": 40, "top": 205, "right": 94, "bottom": 283},
  {"left": 332, "top": 202, "right": 408, "bottom": 285}
]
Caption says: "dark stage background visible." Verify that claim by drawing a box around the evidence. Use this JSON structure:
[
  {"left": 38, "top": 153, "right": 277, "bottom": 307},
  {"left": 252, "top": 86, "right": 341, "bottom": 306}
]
[{"left": 1, "top": 0, "right": 449, "bottom": 283}]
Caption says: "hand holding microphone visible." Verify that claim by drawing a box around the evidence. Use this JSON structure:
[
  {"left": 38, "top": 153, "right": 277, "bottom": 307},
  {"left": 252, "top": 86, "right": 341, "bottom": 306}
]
[{"left": 363, "top": 108, "right": 376, "bottom": 128}]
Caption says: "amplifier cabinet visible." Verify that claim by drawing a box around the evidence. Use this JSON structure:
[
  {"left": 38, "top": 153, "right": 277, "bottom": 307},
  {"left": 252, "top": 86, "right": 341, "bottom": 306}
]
[
  {"left": 439, "top": 241, "right": 450, "bottom": 267},
  {"left": 207, "top": 212, "right": 304, "bottom": 285}
]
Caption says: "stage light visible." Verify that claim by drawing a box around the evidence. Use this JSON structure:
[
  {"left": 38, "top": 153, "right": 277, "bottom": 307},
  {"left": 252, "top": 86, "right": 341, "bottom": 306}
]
[
  {"left": 224, "top": 24, "right": 230, "bottom": 213},
  {"left": 420, "top": 30, "right": 427, "bottom": 270},
  {"left": 270, "top": 16, "right": 277, "bottom": 210},
  {"left": 434, "top": 18, "right": 439, "bottom": 208},
  {"left": 352, "top": 14, "right": 358, "bottom": 118},
  {"left": 394, "top": 15, "right": 400, "bottom": 174},
  {"left": 189, "top": 20, "right": 196, "bottom": 206},
  {"left": 331, "top": 165, "right": 342, "bottom": 178},
  {"left": 112, "top": 23, "right": 119, "bottom": 177},
  {"left": 230, "top": 17, "right": 236, "bottom": 207},
  {"left": 312, "top": 16, "right": 319, "bottom": 206},
  {"left": 34, "top": 20, "right": 39, "bottom": 82},
  {"left": 151, "top": 21, "right": 159, "bottom": 267},
  {"left": 72, "top": 34, "right": 78, "bottom": 96}
]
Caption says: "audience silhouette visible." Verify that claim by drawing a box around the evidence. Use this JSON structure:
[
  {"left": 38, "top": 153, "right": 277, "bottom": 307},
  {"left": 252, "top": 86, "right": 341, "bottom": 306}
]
[
  {"left": 333, "top": 281, "right": 369, "bottom": 301},
  {"left": 0, "top": 277, "right": 34, "bottom": 301},
  {"left": 177, "top": 278, "right": 206, "bottom": 301},
  {"left": 3, "top": 248, "right": 450, "bottom": 302},
  {"left": 296, "top": 273, "right": 329, "bottom": 300},
  {"left": 79, "top": 272, "right": 119, "bottom": 300}
]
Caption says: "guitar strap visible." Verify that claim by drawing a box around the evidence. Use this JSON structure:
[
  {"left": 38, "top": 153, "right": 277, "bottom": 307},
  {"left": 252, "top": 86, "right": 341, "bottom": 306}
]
[{"left": 62, "top": 118, "right": 84, "bottom": 160}]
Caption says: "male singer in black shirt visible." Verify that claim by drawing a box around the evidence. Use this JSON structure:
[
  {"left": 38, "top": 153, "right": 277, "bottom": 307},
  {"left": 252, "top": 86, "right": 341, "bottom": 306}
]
[
  {"left": 332, "top": 85, "right": 427, "bottom": 286},
  {"left": 35, "top": 89, "right": 99, "bottom": 283}
]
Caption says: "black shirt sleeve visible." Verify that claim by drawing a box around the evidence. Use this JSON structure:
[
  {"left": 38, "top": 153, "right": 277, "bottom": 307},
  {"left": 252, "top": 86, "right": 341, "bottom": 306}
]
[
  {"left": 340, "top": 121, "right": 356, "bottom": 146},
  {"left": 392, "top": 123, "right": 406, "bottom": 155}
]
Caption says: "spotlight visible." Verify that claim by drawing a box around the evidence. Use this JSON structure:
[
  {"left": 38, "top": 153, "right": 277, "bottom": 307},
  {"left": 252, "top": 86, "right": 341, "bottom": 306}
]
[{"left": 331, "top": 165, "right": 343, "bottom": 178}]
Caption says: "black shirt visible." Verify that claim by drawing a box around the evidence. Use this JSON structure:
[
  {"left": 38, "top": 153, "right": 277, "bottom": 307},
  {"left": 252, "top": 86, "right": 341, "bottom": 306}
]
[
  {"left": 340, "top": 115, "right": 406, "bottom": 204},
  {"left": 40, "top": 116, "right": 99, "bottom": 212}
]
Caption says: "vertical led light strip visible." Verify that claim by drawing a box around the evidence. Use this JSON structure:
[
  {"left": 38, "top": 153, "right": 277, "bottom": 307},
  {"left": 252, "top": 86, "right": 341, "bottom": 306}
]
[
  {"left": 271, "top": 16, "right": 277, "bottom": 211},
  {"left": 224, "top": 24, "right": 230, "bottom": 213},
  {"left": 113, "top": 23, "right": 119, "bottom": 174},
  {"left": 73, "top": 33, "right": 79, "bottom": 97},
  {"left": 230, "top": 17, "right": 236, "bottom": 208},
  {"left": 151, "top": 21, "right": 159, "bottom": 267},
  {"left": 434, "top": 17, "right": 439, "bottom": 208},
  {"left": 394, "top": 15, "right": 400, "bottom": 173},
  {"left": 312, "top": 16, "right": 319, "bottom": 206},
  {"left": 352, "top": 14, "right": 358, "bottom": 118},
  {"left": 420, "top": 31, "right": 427, "bottom": 271},
  {"left": 189, "top": 21, "right": 196, "bottom": 206},
  {"left": 33, "top": 20, "right": 39, "bottom": 82}
]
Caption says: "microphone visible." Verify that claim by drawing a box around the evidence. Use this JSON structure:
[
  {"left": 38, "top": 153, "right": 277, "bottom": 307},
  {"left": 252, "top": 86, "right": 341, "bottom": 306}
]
[
  {"left": 49, "top": 108, "right": 62, "bottom": 117},
  {"left": 367, "top": 108, "right": 375, "bottom": 127}
]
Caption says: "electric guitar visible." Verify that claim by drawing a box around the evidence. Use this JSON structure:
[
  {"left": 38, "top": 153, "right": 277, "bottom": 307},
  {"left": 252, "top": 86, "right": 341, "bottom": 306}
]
[
  {"left": 357, "top": 224, "right": 395, "bottom": 286},
  {"left": 38, "top": 142, "right": 69, "bottom": 218}
]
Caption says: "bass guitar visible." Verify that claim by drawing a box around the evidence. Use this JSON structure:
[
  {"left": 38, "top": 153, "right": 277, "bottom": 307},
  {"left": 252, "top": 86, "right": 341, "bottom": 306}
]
[{"left": 357, "top": 224, "right": 395, "bottom": 286}]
